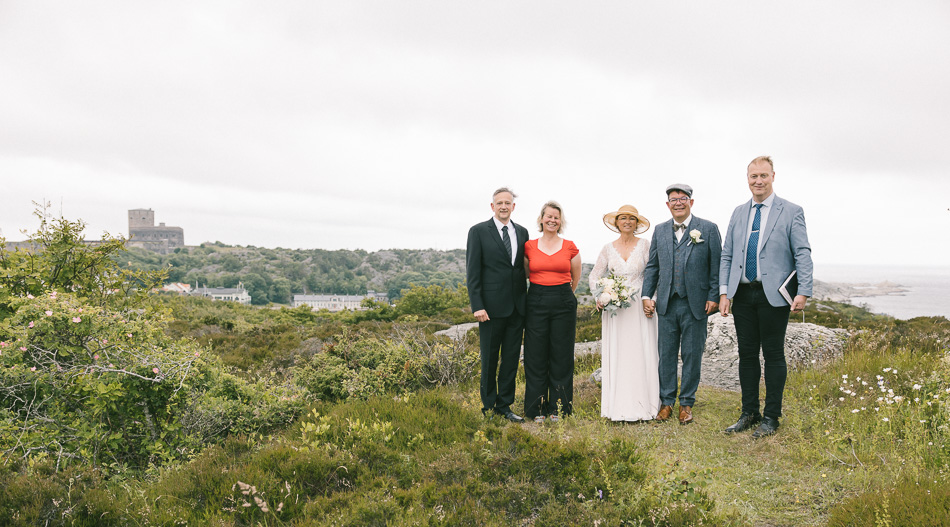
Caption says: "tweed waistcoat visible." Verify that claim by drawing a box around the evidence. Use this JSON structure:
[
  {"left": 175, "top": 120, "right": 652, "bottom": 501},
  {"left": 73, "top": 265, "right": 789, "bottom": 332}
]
[{"left": 672, "top": 235, "right": 689, "bottom": 298}]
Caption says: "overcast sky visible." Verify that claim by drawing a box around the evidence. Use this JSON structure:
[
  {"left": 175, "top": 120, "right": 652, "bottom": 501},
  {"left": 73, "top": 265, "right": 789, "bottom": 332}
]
[{"left": 2, "top": 1, "right": 948, "bottom": 273}]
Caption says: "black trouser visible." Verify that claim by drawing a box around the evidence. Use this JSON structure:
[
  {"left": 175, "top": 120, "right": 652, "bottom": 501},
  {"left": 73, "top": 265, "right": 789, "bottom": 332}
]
[
  {"left": 478, "top": 311, "right": 524, "bottom": 414},
  {"left": 523, "top": 283, "right": 577, "bottom": 418},
  {"left": 731, "top": 282, "right": 791, "bottom": 419}
]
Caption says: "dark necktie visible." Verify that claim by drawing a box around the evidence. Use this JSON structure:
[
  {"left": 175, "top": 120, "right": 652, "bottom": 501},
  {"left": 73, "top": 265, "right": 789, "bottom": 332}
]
[
  {"left": 745, "top": 204, "right": 764, "bottom": 281},
  {"left": 673, "top": 223, "right": 686, "bottom": 232},
  {"left": 502, "top": 225, "right": 512, "bottom": 263}
]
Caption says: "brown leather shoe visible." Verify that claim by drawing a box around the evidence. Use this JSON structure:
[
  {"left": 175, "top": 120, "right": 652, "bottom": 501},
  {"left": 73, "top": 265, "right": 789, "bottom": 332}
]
[
  {"left": 656, "top": 405, "right": 674, "bottom": 421},
  {"left": 678, "top": 406, "right": 693, "bottom": 425}
]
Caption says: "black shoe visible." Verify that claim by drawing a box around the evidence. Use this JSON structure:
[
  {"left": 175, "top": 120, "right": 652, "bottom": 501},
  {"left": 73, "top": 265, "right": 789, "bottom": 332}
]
[
  {"left": 752, "top": 417, "right": 779, "bottom": 439},
  {"left": 495, "top": 409, "right": 525, "bottom": 423},
  {"left": 724, "top": 413, "right": 761, "bottom": 434}
]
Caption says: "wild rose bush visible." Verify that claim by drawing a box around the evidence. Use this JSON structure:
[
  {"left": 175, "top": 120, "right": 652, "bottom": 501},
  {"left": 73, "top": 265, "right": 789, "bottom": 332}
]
[
  {"left": 0, "top": 291, "right": 201, "bottom": 468},
  {"left": 0, "top": 209, "right": 304, "bottom": 472}
]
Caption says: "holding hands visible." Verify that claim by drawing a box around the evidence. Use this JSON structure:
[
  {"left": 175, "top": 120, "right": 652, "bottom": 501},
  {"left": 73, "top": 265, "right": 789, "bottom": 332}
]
[{"left": 642, "top": 298, "right": 655, "bottom": 318}]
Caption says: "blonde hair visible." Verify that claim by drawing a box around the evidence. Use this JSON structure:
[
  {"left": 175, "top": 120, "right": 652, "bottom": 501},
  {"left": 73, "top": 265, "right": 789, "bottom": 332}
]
[
  {"left": 537, "top": 200, "right": 566, "bottom": 233},
  {"left": 748, "top": 155, "right": 774, "bottom": 171}
]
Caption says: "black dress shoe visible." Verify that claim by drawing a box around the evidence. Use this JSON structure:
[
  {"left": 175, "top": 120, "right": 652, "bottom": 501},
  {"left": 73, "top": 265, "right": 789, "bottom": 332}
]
[
  {"left": 495, "top": 410, "right": 525, "bottom": 423},
  {"left": 724, "top": 413, "right": 761, "bottom": 433},
  {"left": 752, "top": 417, "right": 779, "bottom": 439}
]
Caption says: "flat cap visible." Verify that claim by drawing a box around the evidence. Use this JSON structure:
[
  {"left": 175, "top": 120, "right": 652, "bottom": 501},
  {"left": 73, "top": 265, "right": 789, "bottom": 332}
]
[{"left": 665, "top": 183, "right": 693, "bottom": 197}]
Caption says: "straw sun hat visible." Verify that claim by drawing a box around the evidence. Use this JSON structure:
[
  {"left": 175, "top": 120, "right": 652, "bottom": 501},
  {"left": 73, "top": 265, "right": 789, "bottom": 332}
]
[{"left": 602, "top": 204, "right": 650, "bottom": 234}]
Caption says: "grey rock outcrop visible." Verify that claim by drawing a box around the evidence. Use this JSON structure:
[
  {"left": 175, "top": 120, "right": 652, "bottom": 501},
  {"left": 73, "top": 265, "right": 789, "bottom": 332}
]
[
  {"left": 588, "top": 315, "right": 850, "bottom": 391},
  {"left": 438, "top": 315, "right": 851, "bottom": 392},
  {"left": 435, "top": 322, "right": 478, "bottom": 341}
]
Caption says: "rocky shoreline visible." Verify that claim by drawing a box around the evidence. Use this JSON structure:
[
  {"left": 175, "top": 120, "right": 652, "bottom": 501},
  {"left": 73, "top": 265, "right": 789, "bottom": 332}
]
[{"left": 812, "top": 278, "right": 907, "bottom": 303}]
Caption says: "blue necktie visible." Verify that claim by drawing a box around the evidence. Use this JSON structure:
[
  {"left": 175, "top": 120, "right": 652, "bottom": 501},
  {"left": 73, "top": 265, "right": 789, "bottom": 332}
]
[{"left": 745, "top": 204, "right": 764, "bottom": 281}]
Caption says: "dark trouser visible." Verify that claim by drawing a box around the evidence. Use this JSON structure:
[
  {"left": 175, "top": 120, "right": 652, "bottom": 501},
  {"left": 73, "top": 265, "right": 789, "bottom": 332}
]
[
  {"left": 731, "top": 282, "right": 791, "bottom": 419},
  {"left": 478, "top": 311, "right": 524, "bottom": 414},
  {"left": 523, "top": 283, "right": 577, "bottom": 418},
  {"left": 657, "top": 294, "right": 707, "bottom": 407}
]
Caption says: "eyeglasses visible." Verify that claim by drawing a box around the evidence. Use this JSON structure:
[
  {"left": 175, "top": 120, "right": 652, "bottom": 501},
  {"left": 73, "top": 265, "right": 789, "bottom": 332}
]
[{"left": 668, "top": 197, "right": 691, "bottom": 204}]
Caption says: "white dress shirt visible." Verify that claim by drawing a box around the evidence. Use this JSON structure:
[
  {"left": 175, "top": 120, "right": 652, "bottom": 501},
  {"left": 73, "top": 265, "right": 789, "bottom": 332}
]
[
  {"left": 493, "top": 217, "right": 518, "bottom": 265},
  {"left": 740, "top": 192, "right": 775, "bottom": 284},
  {"left": 673, "top": 215, "right": 693, "bottom": 243}
]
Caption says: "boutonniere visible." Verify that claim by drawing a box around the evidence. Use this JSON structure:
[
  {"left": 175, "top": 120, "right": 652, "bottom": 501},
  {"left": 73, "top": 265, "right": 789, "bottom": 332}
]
[{"left": 688, "top": 229, "right": 704, "bottom": 246}]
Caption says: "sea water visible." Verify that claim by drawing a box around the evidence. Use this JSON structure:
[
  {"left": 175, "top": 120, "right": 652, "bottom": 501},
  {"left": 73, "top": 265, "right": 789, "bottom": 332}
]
[{"left": 817, "top": 264, "right": 950, "bottom": 320}]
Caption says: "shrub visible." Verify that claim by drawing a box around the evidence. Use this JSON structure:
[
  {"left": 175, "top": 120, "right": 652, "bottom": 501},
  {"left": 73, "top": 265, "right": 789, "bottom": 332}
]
[
  {"left": 0, "top": 211, "right": 304, "bottom": 473},
  {"left": 0, "top": 291, "right": 202, "bottom": 469},
  {"left": 827, "top": 475, "right": 950, "bottom": 527},
  {"left": 575, "top": 304, "right": 602, "bottom": 342},
  {"left": 395, "top": 284, "right": 468, "bottom": 317},
  {"left": 295, "top": 325, "right": 479, "bottom": 402}
]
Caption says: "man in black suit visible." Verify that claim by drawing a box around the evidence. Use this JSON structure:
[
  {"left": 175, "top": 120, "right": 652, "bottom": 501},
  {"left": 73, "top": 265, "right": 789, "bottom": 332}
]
[{"left": 466, "top": 187, "right": 529, "bottom": 423}]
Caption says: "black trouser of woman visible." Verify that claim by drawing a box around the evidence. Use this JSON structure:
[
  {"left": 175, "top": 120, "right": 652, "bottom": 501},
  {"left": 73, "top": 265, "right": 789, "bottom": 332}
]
[{"left": 523, "top": 283, "right": 577, "bottom": 418}]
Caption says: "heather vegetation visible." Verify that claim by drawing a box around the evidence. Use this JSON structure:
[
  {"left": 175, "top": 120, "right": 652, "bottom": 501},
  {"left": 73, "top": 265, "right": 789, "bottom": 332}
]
[{"left": 2, "top": 211, "right": 948, "bottom": 525}]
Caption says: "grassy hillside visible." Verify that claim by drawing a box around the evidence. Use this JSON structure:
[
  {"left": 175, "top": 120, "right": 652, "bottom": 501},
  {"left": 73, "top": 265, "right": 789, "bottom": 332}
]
[{"left": 3, "top": 291, "right": 948, "bottom": 525}]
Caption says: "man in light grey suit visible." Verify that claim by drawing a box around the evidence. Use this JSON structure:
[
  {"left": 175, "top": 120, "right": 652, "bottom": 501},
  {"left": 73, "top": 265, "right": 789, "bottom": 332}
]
[
  {"left": 642, "top": 184, "right": 722, "bottom": 425},
  {"left": 720, "top": 156, "right": 813, "bottom": 438}
]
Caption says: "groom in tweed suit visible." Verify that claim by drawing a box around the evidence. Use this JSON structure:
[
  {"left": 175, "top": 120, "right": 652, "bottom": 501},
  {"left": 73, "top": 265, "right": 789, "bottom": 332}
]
[{"left": 641, "top": 184, "right": 722, "bottom": 424}]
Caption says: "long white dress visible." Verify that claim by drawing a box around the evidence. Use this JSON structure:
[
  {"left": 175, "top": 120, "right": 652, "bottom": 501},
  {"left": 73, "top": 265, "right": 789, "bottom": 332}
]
[{"left": 589, "top": 240, "right": 659, "bottom": 421}]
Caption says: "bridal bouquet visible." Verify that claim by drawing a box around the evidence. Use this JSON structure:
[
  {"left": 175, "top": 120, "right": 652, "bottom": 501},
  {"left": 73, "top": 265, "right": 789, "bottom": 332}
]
[{"left": 593, "top": 271, "right": 636, "bottom": 316}]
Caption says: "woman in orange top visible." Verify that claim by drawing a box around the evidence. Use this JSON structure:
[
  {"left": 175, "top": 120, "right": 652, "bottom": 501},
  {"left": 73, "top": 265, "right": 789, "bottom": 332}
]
[{"left": 523, "top": 200, "right": 582, "bottom": 422}]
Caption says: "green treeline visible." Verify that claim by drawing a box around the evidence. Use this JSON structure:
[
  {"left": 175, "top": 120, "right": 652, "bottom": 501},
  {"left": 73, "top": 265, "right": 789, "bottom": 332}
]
[{"left": 124, "top": 243, "right": 467, "bottom": 305}]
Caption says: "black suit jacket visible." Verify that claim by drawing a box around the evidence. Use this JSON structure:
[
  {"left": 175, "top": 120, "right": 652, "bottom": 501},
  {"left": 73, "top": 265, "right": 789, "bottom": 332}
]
[{"left": 466, "top": 218, "right": 528, "bottom": 318}]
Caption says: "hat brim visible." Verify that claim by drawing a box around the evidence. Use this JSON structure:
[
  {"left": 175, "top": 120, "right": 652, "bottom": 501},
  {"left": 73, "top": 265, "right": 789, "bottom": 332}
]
[{"left": 603, "top": 211, "right": 650, "bottom": 234}]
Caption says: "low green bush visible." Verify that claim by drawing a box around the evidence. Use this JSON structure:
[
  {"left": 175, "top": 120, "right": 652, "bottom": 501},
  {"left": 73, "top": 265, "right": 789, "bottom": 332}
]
[
  {"left": 295, "top": 325, "right": 479, "bottom": 402},
  {"left": 575, "top": 304, "right": 602, "bottom": 342},
  {"left": 827, "top": 474, "right": 950, "bottom": 527}
]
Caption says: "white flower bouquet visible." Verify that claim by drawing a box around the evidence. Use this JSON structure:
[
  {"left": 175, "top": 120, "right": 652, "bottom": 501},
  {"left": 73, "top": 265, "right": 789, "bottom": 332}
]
[{"left": 592, "top": 270, "right": 636, "bottom": 317}]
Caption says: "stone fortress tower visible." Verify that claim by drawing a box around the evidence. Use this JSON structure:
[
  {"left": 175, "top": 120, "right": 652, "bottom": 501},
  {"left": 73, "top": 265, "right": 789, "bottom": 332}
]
[{"left": 127, "top": 209, "right": 184, "bottom": 254}]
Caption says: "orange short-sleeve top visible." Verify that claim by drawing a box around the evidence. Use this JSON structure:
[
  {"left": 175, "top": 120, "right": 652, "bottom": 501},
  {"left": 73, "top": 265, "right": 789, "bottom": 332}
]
[{"left": 524, "top": 239, "right": 579, "bottom": 286}]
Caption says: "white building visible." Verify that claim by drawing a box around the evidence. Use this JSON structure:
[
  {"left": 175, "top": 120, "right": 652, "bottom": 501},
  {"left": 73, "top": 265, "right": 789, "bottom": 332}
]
[
  {"left": 161, "top": 282, "right": 192, "bottom": 294},
  {"left": 191, "top": 283, "right": 252, "bottom": 305},
  {"left": 293, "top": 290, "right": 389, "bottom": 312}
]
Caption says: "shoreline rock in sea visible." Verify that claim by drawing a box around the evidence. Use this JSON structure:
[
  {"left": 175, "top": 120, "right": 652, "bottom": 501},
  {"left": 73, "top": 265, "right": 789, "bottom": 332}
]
[{"left": 812, "top": 278, "right": 907, "bottom": 303}]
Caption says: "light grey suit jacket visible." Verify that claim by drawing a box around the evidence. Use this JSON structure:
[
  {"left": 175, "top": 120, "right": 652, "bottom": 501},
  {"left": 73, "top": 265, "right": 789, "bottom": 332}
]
[
  {"left": 720, "top": 194, "right": 813, "bottom": 307},
  {"left": 642, "top": 216, "right": 722, "bottom": 320}
]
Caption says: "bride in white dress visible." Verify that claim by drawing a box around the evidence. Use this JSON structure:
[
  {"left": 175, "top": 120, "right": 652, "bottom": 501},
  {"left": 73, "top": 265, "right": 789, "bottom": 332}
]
[{"left": 589, "top": 205, "right": 659, "bottom": 422}]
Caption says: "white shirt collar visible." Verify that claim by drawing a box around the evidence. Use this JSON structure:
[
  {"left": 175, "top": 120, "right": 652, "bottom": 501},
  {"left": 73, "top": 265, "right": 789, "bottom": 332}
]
[
  {"left": 675, "top": 215, "right": 693, "bottom": 227},
  {"left": 492, "top": 216, "right": 512, "bottom": 231},
  {"left": 754, "top": 193, "right": 776, "bottom": 208}
]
